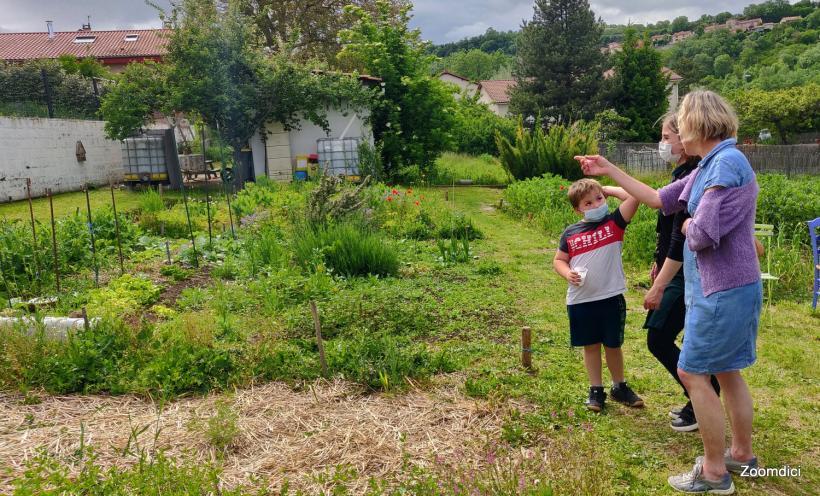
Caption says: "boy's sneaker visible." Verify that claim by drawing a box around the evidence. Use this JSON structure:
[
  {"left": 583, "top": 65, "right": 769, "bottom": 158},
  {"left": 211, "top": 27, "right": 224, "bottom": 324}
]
[
  {"left": 724, "top": 448, "right": 758, "bottom": 474},
  {"left": 669, "top": 401, "right": 692, "bottom": 419},
  {"left": 668, "top": 458, "right": 735, "bottom": 494},
  {"left": 610, "top": 382, "right": 644, "bottom": 407},
  {"left": 671, "top": 403, "right": 699, "bottom": 432},
  {"left": 585, "top": 386, "right": 606, "bottom": 412}
]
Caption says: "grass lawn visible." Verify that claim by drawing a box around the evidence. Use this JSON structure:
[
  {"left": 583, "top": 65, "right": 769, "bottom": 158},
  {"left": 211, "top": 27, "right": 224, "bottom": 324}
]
[
  {"left": 430, "top": 152, "right": 511, "bottom": 186},
  {"left": 1, "top": 184, "right": 817, "bottom": 495}
]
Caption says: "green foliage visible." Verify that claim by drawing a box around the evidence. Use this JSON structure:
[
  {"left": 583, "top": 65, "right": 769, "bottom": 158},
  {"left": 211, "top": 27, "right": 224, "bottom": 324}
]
[
  {"left": 502, "top": 173, "right": 576, "bottom": 233},
  {"left": 431, "top": 49, "right": 513, "bottom": 81},
  {"left": 593, "top": 109, "right": 633, "bottom": 142},
  {"left": 326, "top": 332, "right": 457, "bottom": 391},
  {"left": 449, "top": 95, "right": 517, "bottom": 156},
  {"left": 756, "top": 174, "right": 820, "bottom": 243},
  {"left": 609, "top": 29, "right": 669, "bottom": 142},
  {"left": 429, "top": 153, "right": 511, "bottom": 186},
  {"left": 511, "top": 0, "right": 606, "bottom": 122},
  {"left": 0, "top": 60, "right": 101, "bottom": 119},
  {"left": 743, "top": 0, "right": 817, "bottom": 23},
  {"left": 430, "top": 27, "right": 519, "bottom": 58},
  {"left": 56, "top": 54, "right": 111, "bottom": 79},
  {"left": 339, "top": 0, "right": 457, "bottom": 178},
  {"left": 139, "top": 189, "right": 166, "bottom": 214},
  {"left": 496, "top": 121, "right": 599, "bottom": 181},
  {"left": 437, "top": 235, "right": 472, "bottom": 265},
  {"left": 292, "top": 221, "right": 399, "bottom": 278},
  {"left": 86, "top": 274, "right": 161, "bottom": 317},
  {"left": 99, "top": 62, "right": 173, "bottom": 140},
  {"left": 728, "top": 83, "right": 820, "bottom": 143}
]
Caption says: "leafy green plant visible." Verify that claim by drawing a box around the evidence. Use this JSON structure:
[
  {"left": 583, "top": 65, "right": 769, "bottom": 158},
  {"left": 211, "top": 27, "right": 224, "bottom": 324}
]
[
  {"left": 139, "top": 188, "right": 165, "bottom": 214},
  {"left": 85, "top": 274, "right": 161, "bottom": 317},
  {"left": 496, "top": 120, "right": 598, "bottom": 181},
  {"left": 437, "top": 235, "right": 472, "bottom": 265},
  {"left": 160, "top": 264, "right": 192, "bottom": 281},
  {"left": 293, "top": 221, "right": 399, "bottom": 278}
]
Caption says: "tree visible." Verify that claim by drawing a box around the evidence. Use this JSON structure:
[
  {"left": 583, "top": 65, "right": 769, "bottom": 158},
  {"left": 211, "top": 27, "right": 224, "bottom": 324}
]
[
  {"left": 671, "top": 16, "right": 690, "bottom": 33},
  {"left": 339, "top": 0, "right": 457, "bottom": 179},
  {"left": 430, "top": 49, "right": 513, "bottom": 81},
  {"left": 729, "top": 84, "right": 820, "bottom": 143},
  {"left": 608, "top": 29, "right": 669, "bottom": 142},
  {"left": 743, "top": 0, "right": 797, "bottom": 23},
  {"left": 713, "top": 54, "right": 734, "bottom": 78},
  {"left": 510, "top": 0, "right": 606, "bottom": 122},
  {"left": 229, "top": 0, "right": 404, "bottom": 65},
  {"left": 99, "top": 62, "right": 174, "bottom": 141}
]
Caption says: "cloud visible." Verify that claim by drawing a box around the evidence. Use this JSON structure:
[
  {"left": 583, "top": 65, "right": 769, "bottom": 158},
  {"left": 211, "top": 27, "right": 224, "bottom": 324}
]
[
  {"left": 0, "top": 0, "right": 171, "bottom": 32},
  {"left": 443, "top": 21, "right": 492, "bottom": 41}
]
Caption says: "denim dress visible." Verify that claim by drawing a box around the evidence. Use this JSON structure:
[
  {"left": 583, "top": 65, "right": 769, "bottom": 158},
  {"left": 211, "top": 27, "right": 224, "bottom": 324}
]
[{"left": 678, "top": 139, "right": 763, "bottom": 374}]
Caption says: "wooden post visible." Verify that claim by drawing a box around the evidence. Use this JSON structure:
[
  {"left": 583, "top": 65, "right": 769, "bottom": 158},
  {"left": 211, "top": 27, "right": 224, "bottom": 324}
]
[
  {"left": 26, "top": 178, "right": 40, "bottom": 286},
  {"left": 205, "top": 190, "right": 213, "bottom": 246},
  {"left": 444, "top": 190, "right": 449, "bottom": 202},
  {"left": 310, "top": 300, "right": 328, "bottom": 377},
  {"left": 521, "top": 326, "right": 532, "bottom": 369},
  {"left": 180, "top": 183, "right": 198, "bottom": 268},
  {"left": 165, "top": 241, "right": 172, "bottom": 264},
  {"left": 81, "top": 307, "right": 89, "bottom": 330},
  {"left": 47, "top": 188, "right": 60, "bottom": 292}
]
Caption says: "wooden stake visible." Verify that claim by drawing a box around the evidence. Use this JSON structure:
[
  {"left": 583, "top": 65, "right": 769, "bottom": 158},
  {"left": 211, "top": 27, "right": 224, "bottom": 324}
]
[
  {"left": 521, "top": 326, "right": 532, "bottom": 369},
  {"left": 165, "top": 241, "right": 172, "bottom": 264},
  {"left": 47, "top": 188, "right": 60, "bottom": 292},
  {"left": 81, "top": 307, "right": 89, "bottom": 330},
  {"left": 310, "top": 300, "right": 328, "bottom": 377},
  {"left": 25, "top": 178, "right": 40, "bottom": 288},
  {"left": 84, "top": 184, "right": 99, "bottom": 287},
  {"left": 180, "top": 183, "right": 198, "bottom": 268}
]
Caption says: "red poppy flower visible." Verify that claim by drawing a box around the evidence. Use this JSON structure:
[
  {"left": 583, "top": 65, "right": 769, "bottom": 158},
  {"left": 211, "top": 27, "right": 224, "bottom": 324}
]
[
  {"left": 392, "top": 189, "right": 398, "bottom": 195},
  {"left": 414, "top": 200, "right": 420, "bottom": 206},
  {"left": 560, "top": 185, "right": 565, "bottom": 191},
  {"left": 386, "top": 196, "right": 393, "bottom": 202}
]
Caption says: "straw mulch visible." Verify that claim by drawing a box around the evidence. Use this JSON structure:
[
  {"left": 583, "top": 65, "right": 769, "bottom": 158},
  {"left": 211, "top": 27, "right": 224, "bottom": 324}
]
[{"left": 0, "top": 375, "right": 525, "bottom": 493}]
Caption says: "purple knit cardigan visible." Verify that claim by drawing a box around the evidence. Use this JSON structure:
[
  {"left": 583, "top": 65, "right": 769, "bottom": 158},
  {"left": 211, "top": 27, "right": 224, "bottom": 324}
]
[{"left": 658, "top": 170, "right": 761, "bottom": 296}]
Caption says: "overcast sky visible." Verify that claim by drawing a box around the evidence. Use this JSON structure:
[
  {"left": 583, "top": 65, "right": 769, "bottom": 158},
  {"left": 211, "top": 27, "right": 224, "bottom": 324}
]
[{"left": 0, "top": 0, "right": 774, "bottom": 43}]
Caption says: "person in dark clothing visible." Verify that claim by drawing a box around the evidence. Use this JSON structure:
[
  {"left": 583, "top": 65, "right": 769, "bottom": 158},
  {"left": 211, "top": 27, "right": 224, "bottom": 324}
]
[{"left": 643, "top": 112, "right": 720, "bottom": 432}]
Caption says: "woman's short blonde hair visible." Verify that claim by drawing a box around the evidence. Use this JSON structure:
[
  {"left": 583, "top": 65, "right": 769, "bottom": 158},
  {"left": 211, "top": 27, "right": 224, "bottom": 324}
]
[{"left": 677, "top": 90, "right": 738, "bottom": 143}]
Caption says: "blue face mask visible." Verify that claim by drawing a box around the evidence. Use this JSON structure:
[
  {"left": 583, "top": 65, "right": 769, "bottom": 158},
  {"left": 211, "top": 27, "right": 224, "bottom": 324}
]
[{"left": 583, "top": 203, "right": 608, "bottom": 222}]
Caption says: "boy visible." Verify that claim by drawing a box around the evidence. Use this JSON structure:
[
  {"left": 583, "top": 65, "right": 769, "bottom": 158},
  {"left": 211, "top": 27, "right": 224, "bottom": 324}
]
[{"left": 553, "top": 178, "right": 644, "bottom": 412}]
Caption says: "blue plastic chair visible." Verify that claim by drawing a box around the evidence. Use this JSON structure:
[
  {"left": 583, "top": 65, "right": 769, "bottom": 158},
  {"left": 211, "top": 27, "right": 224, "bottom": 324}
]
[{"left": 809, "top": 217, "right": 820, "bottom": 311}]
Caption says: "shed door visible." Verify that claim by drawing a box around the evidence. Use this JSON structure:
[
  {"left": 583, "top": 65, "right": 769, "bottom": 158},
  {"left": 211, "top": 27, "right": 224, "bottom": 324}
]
[{"left": 265, "top": 122, "right": 292, "bottom": 182}]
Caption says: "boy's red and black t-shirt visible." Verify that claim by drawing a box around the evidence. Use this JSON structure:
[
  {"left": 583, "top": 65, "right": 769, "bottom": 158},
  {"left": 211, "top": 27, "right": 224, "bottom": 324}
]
[{"left": 558, "top": 208, "right": 629, "bottom": 305}]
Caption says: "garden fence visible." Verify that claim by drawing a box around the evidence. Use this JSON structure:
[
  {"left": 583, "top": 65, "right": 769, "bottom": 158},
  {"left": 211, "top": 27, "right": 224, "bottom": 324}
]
[
  {"left": 0, "top": 65, "right": 106, "bottom": 120},
  {"left": 601, "top": 142, "right": 820, "bottom": 177}
]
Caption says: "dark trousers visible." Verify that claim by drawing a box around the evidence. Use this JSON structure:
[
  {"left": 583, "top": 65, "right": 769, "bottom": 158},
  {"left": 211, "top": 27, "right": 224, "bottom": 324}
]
[{"left": 646, "top": 295, "right": 720, "bottom": 399}]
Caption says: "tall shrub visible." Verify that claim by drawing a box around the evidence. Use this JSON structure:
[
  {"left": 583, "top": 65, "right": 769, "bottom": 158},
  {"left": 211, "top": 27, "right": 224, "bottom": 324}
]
[{"left": 496, "top": 121, "right": 598, "bottom": 180}]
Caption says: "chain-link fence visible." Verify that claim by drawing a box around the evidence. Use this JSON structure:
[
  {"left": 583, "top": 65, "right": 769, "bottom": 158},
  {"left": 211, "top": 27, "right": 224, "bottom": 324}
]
[
  {"left": 600, "top": 142, "right": 820, "bottom": 177},
  {"left": 0, "top": 60, "right": 107, "bottom": 120}
]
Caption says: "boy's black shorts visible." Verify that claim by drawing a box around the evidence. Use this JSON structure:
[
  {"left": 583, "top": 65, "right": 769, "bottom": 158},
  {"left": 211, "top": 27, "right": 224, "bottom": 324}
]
[{"left": 567, "top": 294, "right": 626, "bottom": 348}]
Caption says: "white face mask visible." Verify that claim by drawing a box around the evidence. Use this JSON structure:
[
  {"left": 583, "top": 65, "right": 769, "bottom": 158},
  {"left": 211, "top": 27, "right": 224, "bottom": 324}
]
[
  {"left": 658, "top": 141, "right": 681, "bottom": 163},
  {"left": 583, "top": 203, "right": 609, "bottom": 222}
]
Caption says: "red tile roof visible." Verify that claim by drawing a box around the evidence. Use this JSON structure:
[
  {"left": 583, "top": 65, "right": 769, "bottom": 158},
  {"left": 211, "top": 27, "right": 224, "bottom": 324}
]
[
  {"left": 0, "top": 29, "right": 171, "bottom": 63},
  {"left": 478, "top": 79, "right": 516, "bottom": 104}
]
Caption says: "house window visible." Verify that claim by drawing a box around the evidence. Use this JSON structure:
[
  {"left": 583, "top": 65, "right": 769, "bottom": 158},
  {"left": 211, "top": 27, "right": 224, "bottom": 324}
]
[
  {"left": 73, "top": 36, "right": 96, "bottom": 43},
  {"left": 124, "top": 34, "right": 139, "bottom": 42}
]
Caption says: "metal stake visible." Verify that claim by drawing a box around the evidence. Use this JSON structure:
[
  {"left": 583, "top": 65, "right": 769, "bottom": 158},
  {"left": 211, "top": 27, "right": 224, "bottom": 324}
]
[
  {"left": 25, "top": 178, "right": 40, "bottom": 288},
  {"left": 109, "top": 180, "right": 125, "bottom": 275},
  {"left": 180, "top": 183, "right": 198, "bottom": 268},
  {"left": 47, "top": 188, "right": 60, "bottom": 292},
  {"left": 206, "top": 190, "right": 213, "bottom": 246},
  {"left": 84, "top": 185, "right": 99, "bottom": 286}
]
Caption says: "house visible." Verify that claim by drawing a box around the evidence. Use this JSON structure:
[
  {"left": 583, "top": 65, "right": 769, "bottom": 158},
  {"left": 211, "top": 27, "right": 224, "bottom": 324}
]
[
  {"left": 603, "top": 67, "right": 683, "bottom": 110},
  {"left": 753, "top": 22, "right": 776, "bottom": 33},
  {"left": 670, "top": 31, "right": 694, "bottom": 44},
  {"left": 0, "top": 22, "right": 169, "bottom": 73},
  {"left": 438, "top": 70, "right": 478, "bottom": 98},
  {"left": 248, "top": 74, "right": 380, "bottom": 182},
  {"left": 477, "top": 79, "right": 516, "bottom": 117},
  {"left": 705, "top": 18, "right": 763, "bottom": 34},
  {"left": 606, "top": 41, "right": 623, "bottom": 54},
  {"left": 780, "top": 16, "right": 802, "bottom": 24}
]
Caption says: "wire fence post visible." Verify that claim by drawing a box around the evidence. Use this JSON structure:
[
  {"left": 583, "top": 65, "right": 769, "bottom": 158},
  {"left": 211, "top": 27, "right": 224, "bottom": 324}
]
[
  {"left": 84, "top": 184, "right": 99, "bottom": 287},
  {"left": 180, "top": 183, "right": 199, "bottom": 268},
  {"left": 40, "top": 68, "right": 54, "bottom": 118},
  {"left": 47, "top": 188, "right": 60, "bottom": 293},
  {"left": 109, "top": 180, "right": 125, "bottom": 275}
]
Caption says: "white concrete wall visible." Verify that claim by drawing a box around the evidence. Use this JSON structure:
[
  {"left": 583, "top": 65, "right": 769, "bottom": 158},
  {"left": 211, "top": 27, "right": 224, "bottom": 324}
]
[
  {"left": 288, "top": 108, "right": 372, "bottom": 160},
  {"left": 0, "top": 117, "right": 123, "bottom": 202}
]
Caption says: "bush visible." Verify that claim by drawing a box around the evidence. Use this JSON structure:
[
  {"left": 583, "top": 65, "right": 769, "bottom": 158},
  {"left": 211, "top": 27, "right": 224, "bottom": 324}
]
[
  {"left": 293, "top": 221, "right": 399, "bottom": 278},
  {"left": 496, "top": 121, "right": 598, "bottom": 180},
  {"left": 450, "top": 96, "right": 516, "bottom": 156},
  {"left": 429, "top": 153, "right": 511, "bottom": 185},
  {"left": 756, "top": 174, "right": 820, "bottom": 244}
]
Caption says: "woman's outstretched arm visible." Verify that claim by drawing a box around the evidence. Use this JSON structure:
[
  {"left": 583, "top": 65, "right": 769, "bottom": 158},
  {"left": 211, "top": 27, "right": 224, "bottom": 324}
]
[{"left": 574, "top": 155, "right": 662, "bottom": 209}]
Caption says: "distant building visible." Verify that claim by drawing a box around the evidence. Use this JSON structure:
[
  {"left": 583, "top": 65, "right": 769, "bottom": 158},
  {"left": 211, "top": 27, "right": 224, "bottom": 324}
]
[
  {"left": 438, "top": 71, "right": 478, "bottom": 98},
  {"left": 705, "top": 18, "right": 763, "bottom": 34},
  {"left": 780, "top": 16, "right": 802, "bottom": 24},
  {"left": 670, "top": 31, "right": 694, "bottom": 44},
  {"left": 603, "top": 67, "right": 683, "bottom": 110},
  {"left": 477, "top": 79, "right": 516, "bottom": 117},
  {"left": 0, "top": 22, "right": 169, "bottom": 73}
]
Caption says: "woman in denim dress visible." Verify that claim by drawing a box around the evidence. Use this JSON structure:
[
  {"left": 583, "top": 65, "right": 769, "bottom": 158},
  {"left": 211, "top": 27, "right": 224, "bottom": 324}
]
[{"left": 576, "top": 91, "right": 762, "bottom": 494}]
